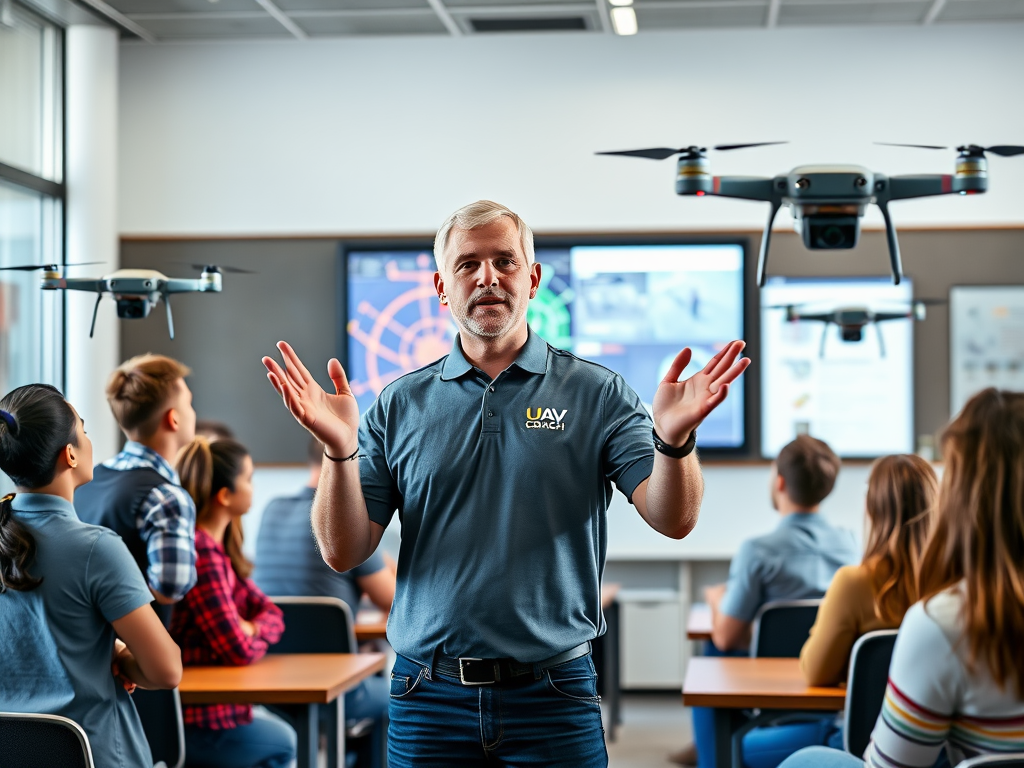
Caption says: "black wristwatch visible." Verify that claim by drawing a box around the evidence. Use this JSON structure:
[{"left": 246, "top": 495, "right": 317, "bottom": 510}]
[{"left": 653, "top": 428, "right": 697, "bottom": 459}]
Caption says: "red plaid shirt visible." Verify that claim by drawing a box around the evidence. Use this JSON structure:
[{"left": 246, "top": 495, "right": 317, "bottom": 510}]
[{"left": 170, "top": 528, "right": 285, "bottom": 729}]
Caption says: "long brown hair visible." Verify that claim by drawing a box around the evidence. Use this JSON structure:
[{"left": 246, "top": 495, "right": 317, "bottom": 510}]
[
  {"left": 862, "top": 454, "right": 937, "bottom": 624},
  {"left": 176, "top": 437, "right": 253, "bottom": 579},
  {"left": 918, "top": 388, "right": 1024, "bottom": 696}
]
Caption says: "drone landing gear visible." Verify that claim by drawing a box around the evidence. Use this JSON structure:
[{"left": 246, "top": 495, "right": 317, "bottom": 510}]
[
  {"left": 164, "top": 292, "right": 175, "bottom": 340},
  {"left": 757, "top": 200, "right": 782, "bottom": 288},
  {"left": 89, "top": 294, "right": 103, "bottom": 338},
  {"left": 878, "top": 202, "right": 903, "bottom": 286}
]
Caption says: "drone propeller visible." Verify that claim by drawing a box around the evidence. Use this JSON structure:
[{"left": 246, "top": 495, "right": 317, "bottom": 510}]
[
  {"left": 0, "top": 261, "right": 103, "bottom": 272},
  {"left": 596, "top": 141, "right": 787, "bottom": 160},
  {"left": 876, "top": 142, "right": 1024, "bottom": 157},
  {"left": 175, "top": 262, "right": 257, "bottom": 275}
]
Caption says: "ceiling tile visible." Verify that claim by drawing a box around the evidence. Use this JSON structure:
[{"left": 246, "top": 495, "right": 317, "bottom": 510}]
[
  {"left": 937, "top": 0, "right": 1024, "bottom": 21},
  {"left": 110, "top": 0, "right": 265, "bottom": 15},
  {"left": 128, "top": 13, "right": 294, "bottom": 38},
  {"left": 292, "top": 10, "right": 449, "bottom": 35},
  {"left": 635, "top": 4, "right": 768, "bottom": 29},
  {"left": 274, "top": 0, "right": 429, "bottom": 11},
  {"left": 779, "top": 0, "right": 931, "bottom": 25}
]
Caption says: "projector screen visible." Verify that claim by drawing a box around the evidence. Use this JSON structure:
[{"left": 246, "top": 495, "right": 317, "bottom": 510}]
[
  {"left": 760, "top": 276, "right": 914, "bottom": 458},
  {"left": 345, "top": 240, "right": 746, "bottom": 451}
]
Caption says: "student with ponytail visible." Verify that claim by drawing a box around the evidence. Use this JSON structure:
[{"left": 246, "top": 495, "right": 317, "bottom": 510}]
[
  {"left": 0, "top": 384, "right": 181, "bottom": 768},
  {"left": 171, "top": 437, "right": 295, "bottom": 768}
]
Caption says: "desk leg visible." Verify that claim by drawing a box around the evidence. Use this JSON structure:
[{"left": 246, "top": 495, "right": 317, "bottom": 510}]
[
  {"left": 295, "top": 703, "right": 318, "bottom": 768},
  {"left": 713, "top": 709, "right": 746, "bottom": 768},
  {"left": 325, "top": 697, "right": 347, "bottom": 768}
]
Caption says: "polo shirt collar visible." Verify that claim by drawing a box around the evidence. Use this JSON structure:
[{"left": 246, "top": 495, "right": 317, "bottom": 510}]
[
  {"left": 10, "top": 492, "right": 77, "bottom": 519},
  {"left": 440, "top": 328, "right": 549, "bottom": 381},
  {"left": 778, "top": 511, "right": 820, "bottom": 529}
]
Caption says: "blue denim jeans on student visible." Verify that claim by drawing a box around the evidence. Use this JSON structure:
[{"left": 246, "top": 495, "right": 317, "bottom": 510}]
[
  {"left": 387, "top": 652, "right": 608, "bottom": 767},
  {"left": 693, "top": 642, "right": 841, "bottom": 768},
  {"left": 184, "top": 706, "right": 297, "bottom": 768}
]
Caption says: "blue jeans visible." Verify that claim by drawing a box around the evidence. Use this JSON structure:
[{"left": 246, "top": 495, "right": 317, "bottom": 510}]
[
  {"left": 778, "top": 746, "right": 865, "bottom": 768},
  {"left": 184, "top": 707, "right": 297, "bottom": 768},
  {"left": 387, "top": 653, "right": 607, "bottom": 767}
]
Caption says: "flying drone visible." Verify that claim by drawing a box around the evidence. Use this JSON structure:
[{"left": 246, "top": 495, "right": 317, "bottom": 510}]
[
  {"left": 768, "top": 301, "right": 932, "bottom": 358},
  {"left": 598, "top": 141, "right": 1024, "bottom": 286},
  {"left": 0, "top": 263, "right": 251, "bottom": 339}
]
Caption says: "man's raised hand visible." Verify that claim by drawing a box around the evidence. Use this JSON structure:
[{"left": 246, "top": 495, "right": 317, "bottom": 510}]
[
  {"left": 651, "top": 340, "right": 750, "bottom": 447},
  {"left": 262, "top": 341, "right": 361, "bottom": 457}
]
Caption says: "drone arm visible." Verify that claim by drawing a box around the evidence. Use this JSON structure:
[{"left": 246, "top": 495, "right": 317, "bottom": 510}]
[
  {"left": 756, "top": 199, "right": 783, "bottom": 287},
  {"left": 883, "top": 175, "right": 954, "bottom": 201},
  {"left": 163, "top": 278, "right": 207, "bottom": 294},
  {"left": 62, "top": 277, "right": 109, "bottom": 293},
  {"left": 710, "top": 176, "right": 777, "bottom": 202}
]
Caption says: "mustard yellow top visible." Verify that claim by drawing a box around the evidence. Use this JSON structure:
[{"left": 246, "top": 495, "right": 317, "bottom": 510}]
[{"left": 799, "top": 564, "right": 899, "bottom": 686}]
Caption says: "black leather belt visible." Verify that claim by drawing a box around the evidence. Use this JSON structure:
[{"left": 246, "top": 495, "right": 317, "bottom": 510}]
[{"left": 434, "top": 641, "right": 591, "bottom": 686}]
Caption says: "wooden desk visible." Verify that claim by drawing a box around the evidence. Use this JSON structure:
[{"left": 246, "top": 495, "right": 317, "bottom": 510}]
[
  {"left": 682, "top": 657, "right": 845, "bottom": 768},
  {"left": 180, "top": 653, "right": 385, "bottom": 768},
  {"left": 687, "top": 602, "right": 713, "bottom": 642},
  {"left": 354, "top": 611, "right": 389, "bottom": 642}
]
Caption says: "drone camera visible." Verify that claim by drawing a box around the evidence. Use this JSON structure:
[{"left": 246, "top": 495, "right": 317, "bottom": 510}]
[
  {"left": 115, "top": 297, "right": 154, "bottom": 319},
  {"left": 801, "top": 214, "right": 860, "bottom": 250},
  {"left": 840, "top": 326, "right": 864, "bottom": 342}
]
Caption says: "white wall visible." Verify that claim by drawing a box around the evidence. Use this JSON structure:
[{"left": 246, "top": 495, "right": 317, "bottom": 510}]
[{"left": 119, "top": 24, "right": 1024, "bottom": 238}]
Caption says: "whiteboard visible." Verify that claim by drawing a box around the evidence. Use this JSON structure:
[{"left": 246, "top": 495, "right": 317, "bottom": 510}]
[{"left": 950, "top": 286, "right": 1024, "bottom": 417}]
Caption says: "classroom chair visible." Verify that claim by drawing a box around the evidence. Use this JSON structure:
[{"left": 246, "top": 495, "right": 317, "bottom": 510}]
[
  {"left": 750, "top": 599, "right": 822, "bottom": 659},
  {"left": 132, "top": 687, "right": 186, "bottom": 768},
  {"left": 843, "top": 630, "right": 898, "bottom": 757},
  {"left": 0, "top": 711, "right": 95, "bottom": 768},
  {"left": 268, "top": 596, "right": 382, "bottom": 768},
  {"left": 955, "top": 756, "right": 1024, "bottom": 767}
]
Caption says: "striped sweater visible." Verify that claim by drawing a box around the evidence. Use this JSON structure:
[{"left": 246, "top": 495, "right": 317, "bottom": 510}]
[{"left": 865, "top": 586, "right": 1024, "bottom": 768}]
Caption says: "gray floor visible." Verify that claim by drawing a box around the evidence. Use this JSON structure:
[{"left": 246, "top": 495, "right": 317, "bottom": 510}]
[{"left": 607, "top": 694, "right": 694, "bottom": 768}]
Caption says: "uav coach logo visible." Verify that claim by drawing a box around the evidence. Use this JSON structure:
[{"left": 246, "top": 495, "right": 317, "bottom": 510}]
[{"left": 525, "top": 408, "right": 568, "bottom": 431}]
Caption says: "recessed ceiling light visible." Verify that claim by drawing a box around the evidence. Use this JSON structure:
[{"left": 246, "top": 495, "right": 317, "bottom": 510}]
[
  {"left": 609, "top": 0, "right": 633, "bottom": 6},
  {"left": 611, "top": 6, "right": 638, "bottom": 34}
]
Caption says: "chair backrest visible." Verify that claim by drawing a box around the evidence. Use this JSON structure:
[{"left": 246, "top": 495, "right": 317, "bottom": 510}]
[
  {"left": 0, "top": 712, "right": 95, "bottom": 768},
  {"left": 843, "top": 629, "right": 899, "bottom": 757},
  {"left": 268, "top": 596, "right": 357, "bottom": 654},
  {"left": 750, "top": 599, "right": 822, "bottom": 658},
  {"left": 132, "top": 687, "right": 185, "bottom": 768},
  {"left": 955, "top": 755, "right": 1024, "bottom": 768}
]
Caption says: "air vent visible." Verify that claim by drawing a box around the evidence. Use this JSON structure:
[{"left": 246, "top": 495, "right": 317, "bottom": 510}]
[{"left": 469, "top": 16, "right": 588, "bottom": 32}]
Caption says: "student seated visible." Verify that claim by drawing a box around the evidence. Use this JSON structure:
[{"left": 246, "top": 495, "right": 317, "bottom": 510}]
[
  {"left": 75, "top": 354, "right": 199, "bottom": 621},
  {"left": 800, "top": 454, "right": 937, "bottom": 686},
  {"left": 171, "top": 437, "right": 296, "bottom": 768},
  {"left": 779, "top": 388, "right": 1024, "bottom": 768},
  {"left": 253, "top": 435, "right": 395, "bottom": 768},
  {"left": 0, "top": 384, "right": 182, "bottom": 768},
  {"left": 679, "top": 435, "right": 859, "bottom": 768}
]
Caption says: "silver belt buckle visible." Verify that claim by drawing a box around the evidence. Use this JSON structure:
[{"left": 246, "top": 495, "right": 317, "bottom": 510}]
[{"left": 458, "top": 657, "right": 495, "bottom": 686}]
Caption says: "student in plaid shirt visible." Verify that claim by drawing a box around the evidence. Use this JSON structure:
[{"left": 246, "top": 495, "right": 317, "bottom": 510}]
[
  {"left": 172, "top": 436, "right": 295, "bottom": 768},
  {"left": 76, "top": 355, "right": 199, "bottom": 621}
]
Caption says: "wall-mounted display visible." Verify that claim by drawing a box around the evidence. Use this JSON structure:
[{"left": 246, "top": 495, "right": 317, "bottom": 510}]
[
  {"left": 950, "top": 286, "right": 1024, "bottom": 417},
  {"left": 760, "top": 276, "right": 914, "bottom": 458},
  {"left": 344, "top": 240, "right": 746, "bottom": 451}
]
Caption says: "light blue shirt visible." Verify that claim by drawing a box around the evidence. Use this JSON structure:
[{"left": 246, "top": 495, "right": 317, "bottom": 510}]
[
  {"left": 0, "top": 493, "right": 154, "bottom": 768},
  {"left": 359, "top": 329, "right": 655, "bottom": 664},
  {"left": 719, "top": 512, "right": 859, "bottom": 623}
]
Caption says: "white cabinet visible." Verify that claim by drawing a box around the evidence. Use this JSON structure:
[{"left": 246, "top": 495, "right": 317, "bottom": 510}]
[{"left": 620, "top": 590, "right": 683, "bottom": 689}]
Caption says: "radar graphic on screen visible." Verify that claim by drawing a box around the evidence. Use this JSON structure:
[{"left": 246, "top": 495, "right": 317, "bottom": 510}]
[{"left": 347, "top": 243, "right": 745, "bottom": 449}]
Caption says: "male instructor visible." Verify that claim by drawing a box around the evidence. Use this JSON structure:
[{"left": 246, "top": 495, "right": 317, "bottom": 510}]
[{"left": 263, "top": 200, "right": 749, "bottom": 766}]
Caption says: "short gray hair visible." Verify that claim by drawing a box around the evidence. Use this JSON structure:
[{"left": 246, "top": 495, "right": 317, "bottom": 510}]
[{"left": 433, "top": 200, "right": 535, "bottom": 272}]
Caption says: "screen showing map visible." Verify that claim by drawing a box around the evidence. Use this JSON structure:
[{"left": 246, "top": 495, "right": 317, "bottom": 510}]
[
  {"left": 346, "top": 242, "right": 745, "bottom": 449},
  {"left": 760, "top": 276, "right": 914, "bottom": 458}
]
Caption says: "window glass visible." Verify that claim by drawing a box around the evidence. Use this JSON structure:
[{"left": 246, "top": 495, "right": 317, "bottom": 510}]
[{"left": 0, "top": 5, "right": 61, "bottom": 180}]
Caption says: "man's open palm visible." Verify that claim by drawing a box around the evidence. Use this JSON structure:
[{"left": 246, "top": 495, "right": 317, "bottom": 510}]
[
  {"left": 652, "top": 340, "right": 750, "bottom": 446},
  {"left": 262, "top": 341, "right": 361, "bottom": 455}
]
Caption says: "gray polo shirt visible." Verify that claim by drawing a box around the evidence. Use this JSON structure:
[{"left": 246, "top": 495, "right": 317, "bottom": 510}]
[
  {"left": 718, "top": 512, "right": 859, "bottom": 623},
  {"left": 0, "top": 493, "right": 154, "bottom": 768},
  {"left": 359, "top": 329, "right": 655, "bottom": 664},
  {"left": 253, "top": 486, "right": 387, "bottom": 615}
]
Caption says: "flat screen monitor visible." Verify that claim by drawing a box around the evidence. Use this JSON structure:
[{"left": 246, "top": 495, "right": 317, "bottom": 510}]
[
  {"left": 760, "top": 276, "right": 914, "bottom": 458},
  {"left": 345, "top": 241, "right": 746, "bottom": 451}
]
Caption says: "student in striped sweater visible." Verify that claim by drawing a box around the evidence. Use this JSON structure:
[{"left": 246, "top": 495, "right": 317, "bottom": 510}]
[{"left": 779, "top": 388, "right": 1024, "bottom": 768}]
